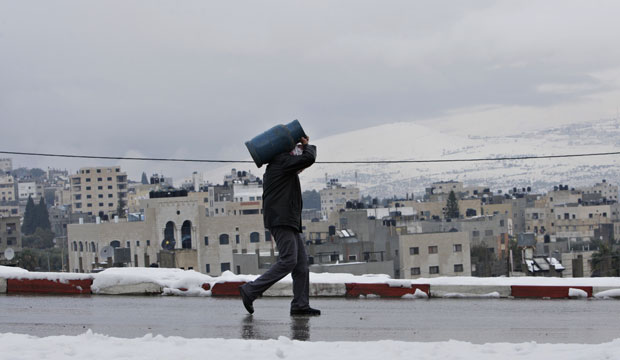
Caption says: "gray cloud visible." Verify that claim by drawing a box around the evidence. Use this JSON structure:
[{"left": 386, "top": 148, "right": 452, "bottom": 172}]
[{"left": 2, "top": 1, "right": 620, "bottom": 180}]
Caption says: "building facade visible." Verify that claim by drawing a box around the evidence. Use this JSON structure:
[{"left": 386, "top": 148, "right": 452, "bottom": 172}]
[
  {"left": 0, "top": 216, "right": 21, "bottom": 260},
  {"left": 399, "top": 231, "right": 471, "bottom": 279},
  {"left": 69, "top": 166, "right": 128, "bottom": 217}
]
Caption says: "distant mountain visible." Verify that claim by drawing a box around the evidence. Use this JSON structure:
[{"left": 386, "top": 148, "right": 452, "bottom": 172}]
[
  {"left": 203, "top": 117, "right": 620, "bottom": 198},
  {"left": 304, "top": 118, "right": 620, "bottom": 198}
]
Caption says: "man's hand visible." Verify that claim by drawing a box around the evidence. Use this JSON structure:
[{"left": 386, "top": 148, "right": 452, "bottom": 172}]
[{"left": 300, "top": 136, "right": 309, "bottom": 146}]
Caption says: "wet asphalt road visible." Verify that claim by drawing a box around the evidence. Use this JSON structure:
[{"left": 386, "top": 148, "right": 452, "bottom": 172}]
[{"left": 0, "top": 294, "right": 619, "bottom": 344}]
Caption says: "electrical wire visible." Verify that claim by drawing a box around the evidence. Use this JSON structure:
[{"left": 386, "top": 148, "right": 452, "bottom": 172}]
[{"left": 0, "top": 150, "right": 619, "bottom": 164}]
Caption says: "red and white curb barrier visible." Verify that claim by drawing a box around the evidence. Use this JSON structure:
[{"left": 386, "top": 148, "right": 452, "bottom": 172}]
[
  {"left": 1, "top": 275, "right": 619, "bottom": 299},
  {"left": 7, "top": 278, "right": 92, "bottom": 295}
]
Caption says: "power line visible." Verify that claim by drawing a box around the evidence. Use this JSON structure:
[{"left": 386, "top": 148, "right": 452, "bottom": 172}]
[{"left": 0, "top": 150, "right": 619, "bottom": 164}]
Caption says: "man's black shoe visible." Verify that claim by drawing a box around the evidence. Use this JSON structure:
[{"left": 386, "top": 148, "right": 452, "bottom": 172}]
[
  {"left": 239, "top": 286, "right": 254, "bottom": 314},
  {"left": 290, "top": 307, "right": 321, "bottom": 316}
]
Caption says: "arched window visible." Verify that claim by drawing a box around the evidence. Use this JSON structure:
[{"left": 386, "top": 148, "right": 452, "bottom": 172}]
[
  {"left": 250, "top": 232, "right": 260, "bottom": 243},
  {"left": 219, "top": 234, "right": 229, "bottom": 245},
  {"left": 73, "top": 241, "right": 77, "bottom": 251},
  {"left": 91, "top": 242, "right": 96, "bottom": 253},
  {"left": 181, "top": 220, "right": 192, "bottom": 249},
  {"left": 79, "top": 242, "right": 83, "bottom": 252},
  {"left": 164, "top": 221, "right": 176, "bottom": 243},
  {"left": 110, "top": 240, "right": 121, "bottom": 248}
]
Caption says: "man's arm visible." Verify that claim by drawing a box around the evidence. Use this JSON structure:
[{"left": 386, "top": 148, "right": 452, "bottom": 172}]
[{"left": 279, "top": 137, "right": 316, "bottom": 174}]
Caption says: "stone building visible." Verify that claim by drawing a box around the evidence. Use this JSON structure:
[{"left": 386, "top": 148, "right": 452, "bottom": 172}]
[
  {"left": 319, "top": 178, "right": 360, "bottom": 219},
  {"left": 0, "top": 216, "right": 21, "bottom": 261},
  {"left": 67, "top": 192, "right": 273, "bottom": 275},
  {"left": 69, "top": 166, "right": 128, "bottom": 217},
  {"left": 399, "top": 231, "right": 471, "bottom": 279}
]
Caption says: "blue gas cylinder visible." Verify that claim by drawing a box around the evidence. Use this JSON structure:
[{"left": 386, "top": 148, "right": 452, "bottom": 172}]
[{"left": 245, "top": 120, "right": 307, "bottom": 168}]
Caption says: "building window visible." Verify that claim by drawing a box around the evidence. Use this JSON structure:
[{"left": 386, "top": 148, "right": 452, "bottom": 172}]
[
  {"left": 453, "top": 244, "right": 462, "bottom": 252},
  {"left": 79, "top": 242, "right": 83, "bottom": 252},
  {"left": 428, "top": 246, "right": 438, "bottom": 254},
  {"left": 204, "top": 236, "right": 209, "bottom": 246},
  {"left": 221, "top": 262, "right": 231, "bottom": 272},
  {"left": 219, "top": 234, "right": 229, "bottom": 245},
  {"left": 86, "top": 195, "right": 92, "bottom": 199},
  {"left": 472, "top": 230, "right": 480, "bottom": 237},
  {"left": 136, "top": 241, "right": 140, "bottom": 247},
  {"left": 265, "top": 230, "right": 271, "bottom": 241},
  {"left": 98, "top": 194, "right": 103, "bottom": 198},
  {"left": 250, "top": 232, "right": 260, "bottom": 243},
  {"left": 98, "top": 186, "right": 103, "bottom": 190},
  {"left": 108, "top": 186, "right": 113, "bottom": 190},
  {"left": 86, "top": 178, "right": 91, "bottom": 182},
  {"left": 410, "top": 267, "right": 420, "bottom": 276},
  {"left": 429, "top": 266, "right": 439, "bottom": 274},
  {"left": 206, "top": 264, "right": 210, "bottom": 273},
  {"left": 485, "top": 229, "right": 493, "bottom": 236},
  {"left": 454, "top": 264, "right": 464, "bottom": 272},
  {"left": 146, "top": 240, "right": 151, "bottom": 246},
  {"left": 107, "top": 177, "right": 112, "bottom": 181},
  {"left": 126, "top": 241, "right": 130, "bottom": 248},
  {"left": 97, "top": 177, "right": 102, "bottom": 181},
  {"left": 235, "top": 234, "right": 240, "bottom": 244},
  {"left": 409, "top": 247, "right": 419, "bottom": 255},
  {"left": 108, "top": 194, "right": 113, "bottom": 198}
]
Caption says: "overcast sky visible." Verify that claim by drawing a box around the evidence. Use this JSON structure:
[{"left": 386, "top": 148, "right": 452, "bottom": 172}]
[{"left": 2, "top": 1, "right": 620, "bottom": 182}]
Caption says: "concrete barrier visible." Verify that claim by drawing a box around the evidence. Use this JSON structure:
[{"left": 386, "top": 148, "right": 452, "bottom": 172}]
[
  {"left": 511, "top": 285, "right": 593, "bottom": 299},
  {"left": 94, "top": 282, "right": 163, "bottom": 295},
  {"left": 7, "top": 278, "right": 92, "bottom": 295},
  {"left": 430, "top": 285, "right": 511, "bottom": 298},
  {"left": 211, "top": 281, "right": 246, "bottom": 296},
  {"left": 0, "top": 278, "right": 6, "bottom": 293},
  {"left": 345, "top": 283, "right": 430, "bottom": 298},
  {"left": 263, "top": 282, "right": 293, "bottom": 297},
  {"left": 311, "top": 283, "right": 347, "bottom": 297}
]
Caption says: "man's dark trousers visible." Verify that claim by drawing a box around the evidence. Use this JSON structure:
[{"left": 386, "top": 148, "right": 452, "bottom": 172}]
[{"left": 241, "top": 226, "right": 309, "bottom": 310}]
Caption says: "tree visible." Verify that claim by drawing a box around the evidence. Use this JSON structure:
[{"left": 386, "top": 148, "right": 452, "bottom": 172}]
[
  {"left": 22, "top": 228, "right": 55, "bottom": 249},
  {"left": 591, "top": 241, "right": 620, "bottom": 277},
  {"left": 141, "top": 172, "right": 149, "bottom": 185},
  {"left": 34, "top": 196, "right": 51, "bottom": 231},
  {"left": 445, "top": 190, "right": 459, "bottom": 219},
  {"left": 21, "top": 196, "right": 36, "bottom": 235}
]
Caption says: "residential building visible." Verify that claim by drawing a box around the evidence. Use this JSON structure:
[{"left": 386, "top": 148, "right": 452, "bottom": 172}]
[
  {"left": 69, "top": 166, "right": 128, "bottom": 217},
  {"left": 319, "top": 178, "right": 360, "bottom": 219},
  {"left": 0, "top": 175, "right": 16, "bottom": 203},
  {"left": 0, "top": 158, "right": 11, "bottom": 173},
  {"left": 0, "top": 216, "right": 21, "bottom": 260},
  {"left": 18, "top": 182, "right": 43, "bottom": 201},
  {"left": 67, "top": 191, "right": 273, "bottom": 274},
  {"left": 399, "top": 231, "right": 471, "bottom": 279}
]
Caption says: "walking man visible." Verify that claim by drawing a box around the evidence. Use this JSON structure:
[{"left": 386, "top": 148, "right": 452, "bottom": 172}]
[{"left": 239, "top": 136, "right": 320, "bottom": 316}]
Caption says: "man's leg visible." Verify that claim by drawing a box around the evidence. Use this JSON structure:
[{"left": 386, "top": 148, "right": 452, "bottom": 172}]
[
  {"left": 290, "top": 232, "right": 309, "bottom": 310},
  {"left": 241, "top": 226, "right": 298, "bottom": 301}
]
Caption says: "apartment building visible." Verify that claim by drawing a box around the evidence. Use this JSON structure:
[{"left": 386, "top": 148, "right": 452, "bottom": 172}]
[
  {"left": 399, "top": 231, "right": 471, "bottom": 279},
  {"left": 320, "top": 179, "right": 360, "bottom": 219},
  {"left": 0, "top": 158, "right": 12, "bottom": 173},
  {"left": 69, "top": 167, "right": 128, "bottom": 217},
  {"left": 18, "top": 182, "right": 43, "bottom": 201},
  {"left": 0, "top": 175, "right": 16, "bottom": 203},
  {"left": 0, "top": 216, "right": 21, "bottom": 259}
]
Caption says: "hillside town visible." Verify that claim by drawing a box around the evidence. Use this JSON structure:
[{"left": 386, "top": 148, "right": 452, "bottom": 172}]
[{"left": 1, "top": 157, "right": 618, "bottom": 280}]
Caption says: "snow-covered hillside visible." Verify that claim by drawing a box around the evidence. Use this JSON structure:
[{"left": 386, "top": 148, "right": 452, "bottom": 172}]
[{"left": 204, "top": 117, "right": 620, "bottom": 198}]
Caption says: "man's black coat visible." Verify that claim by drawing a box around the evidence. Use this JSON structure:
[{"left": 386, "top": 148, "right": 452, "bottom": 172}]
[{"left": 262, "top": 144, "right": 316, "bottom": 232}]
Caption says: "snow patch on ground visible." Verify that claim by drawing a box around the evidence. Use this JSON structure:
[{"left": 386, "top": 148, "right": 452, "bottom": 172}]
[
  {"left": 401, "top": 289, "right": 429, "bottom": 299},
  {"left": 441, "top": 292, "right": 501, "bottom": 299},
  {"left": 1, "top": 330, "right": 619, "bottom": 360}
]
